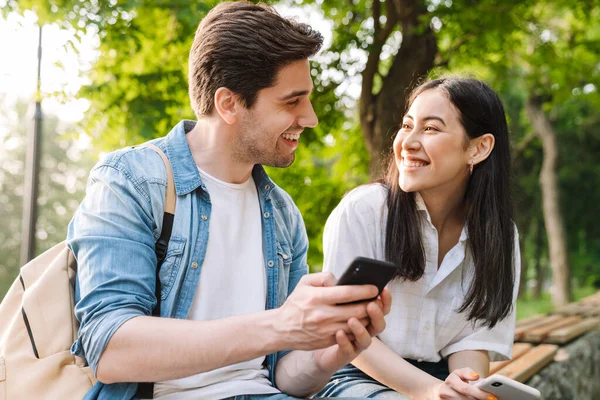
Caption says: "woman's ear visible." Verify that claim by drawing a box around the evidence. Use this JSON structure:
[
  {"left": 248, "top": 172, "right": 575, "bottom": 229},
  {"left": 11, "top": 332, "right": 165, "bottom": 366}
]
[
  {"left": 469, "top": 133, "right": 495, "bottom": 165},
  {"left": 214, "top": 87, "right": 239, "bottom": 125}
]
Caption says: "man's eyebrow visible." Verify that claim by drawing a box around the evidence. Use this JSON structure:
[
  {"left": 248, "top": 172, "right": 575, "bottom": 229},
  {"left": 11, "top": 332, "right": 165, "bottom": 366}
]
[
  {"left": 278, "top": 89, "right": 312, "bottom": 101},
  {"left": 403, "top": 114, "right": 446, "bottom": 126}
]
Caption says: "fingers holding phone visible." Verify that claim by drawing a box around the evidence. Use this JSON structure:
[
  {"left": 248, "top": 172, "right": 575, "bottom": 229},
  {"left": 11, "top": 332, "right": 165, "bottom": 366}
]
[
  {"left": 276, "top": 272, "right": 380, "bottom": 350},
  {"left": 333, "top": 257, "right": 394, "bottom": 335},
  {"left": 309, "top": 256, "right": 396, "bottom": 374},
  {"left": 435, "top": 368, "right": 494, "bottom": 400},
  {"left": 473, "top": 374, "right": 541, "bottom": 400},
  {"left": 276, "top": 257, "right": 394, "bottom": 351}
]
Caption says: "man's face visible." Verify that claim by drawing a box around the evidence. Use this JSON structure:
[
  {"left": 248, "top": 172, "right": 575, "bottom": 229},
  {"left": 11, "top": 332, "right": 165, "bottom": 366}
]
[{"left": 232, "top": 59, "right": 318, "bottom": 168}]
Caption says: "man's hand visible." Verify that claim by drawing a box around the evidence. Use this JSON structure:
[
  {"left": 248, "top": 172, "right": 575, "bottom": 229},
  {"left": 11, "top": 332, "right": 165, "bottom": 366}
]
[
  {"left": 275, "top": 272, "right": 385, "bottom": 351},
  {"left": 311, "top": 287, "right": 391, "bottom": 374},
  {"left": 432, "top": 368, "right": 497, "bottom": 400}
]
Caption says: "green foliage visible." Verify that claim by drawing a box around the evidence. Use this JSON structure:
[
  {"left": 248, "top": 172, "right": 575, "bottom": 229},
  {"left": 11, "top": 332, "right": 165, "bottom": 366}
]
[
  {"left": 78, "top": 1, "right": 213, "bottom": 148},
  {"left": 516, "top": 286, "right": 599, "bottom": 320},
  {"left": 0, "top": 96, "right": 95, "bottom": 299},
  {"left": 6, "top": 0, "right": 600, "bottom": 286}
]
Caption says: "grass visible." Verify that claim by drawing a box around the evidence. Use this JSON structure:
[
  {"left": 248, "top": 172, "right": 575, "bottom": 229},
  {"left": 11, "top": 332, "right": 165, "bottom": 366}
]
[{"left": 516, "top": 286, "right": 598, "bottom": 320}]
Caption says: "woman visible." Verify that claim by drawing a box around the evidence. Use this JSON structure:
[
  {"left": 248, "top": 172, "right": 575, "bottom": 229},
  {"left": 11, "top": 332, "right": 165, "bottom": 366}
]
[{"left": 316, "top": 78, "right": 520, "bottom": 400}]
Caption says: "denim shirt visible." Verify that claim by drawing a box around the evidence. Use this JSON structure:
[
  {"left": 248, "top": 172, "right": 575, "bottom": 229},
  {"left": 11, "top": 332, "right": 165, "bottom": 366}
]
[{"left": 67, "top": 120, "right": 309, "bottom": 400}]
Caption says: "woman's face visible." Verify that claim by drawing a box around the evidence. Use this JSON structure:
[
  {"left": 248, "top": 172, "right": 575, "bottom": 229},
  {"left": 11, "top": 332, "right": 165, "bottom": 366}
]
[{"left": 393, "top": 88, "right": 471, "bottom": 196}]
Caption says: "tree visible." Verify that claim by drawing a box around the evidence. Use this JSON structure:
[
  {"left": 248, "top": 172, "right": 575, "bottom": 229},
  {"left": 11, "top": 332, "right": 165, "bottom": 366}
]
[
  {"left": 3, "top": 0, "right": 367, "bottom": 269},
  {"left": 7, "top": 0, "right": 600, "bottom": 294},
  {"left": 0, "top": 95, "right": 95, "bottom": 298},
  {"left": 299, "top": 0, "right": 535, "bottom": 179},
  {"left": 511, "top": 1, "right": 600, "bottom": 306}
]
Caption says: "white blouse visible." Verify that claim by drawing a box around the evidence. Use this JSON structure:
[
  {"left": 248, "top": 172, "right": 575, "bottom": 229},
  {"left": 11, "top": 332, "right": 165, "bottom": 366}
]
[{"left": 323, "top": 184, "right": 520, "bottom": 362}]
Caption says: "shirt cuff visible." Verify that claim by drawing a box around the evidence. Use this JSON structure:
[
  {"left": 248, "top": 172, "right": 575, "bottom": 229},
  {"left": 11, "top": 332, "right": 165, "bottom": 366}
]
[{"left": 73, "top": 308, "right": 145, "bottom": 374}]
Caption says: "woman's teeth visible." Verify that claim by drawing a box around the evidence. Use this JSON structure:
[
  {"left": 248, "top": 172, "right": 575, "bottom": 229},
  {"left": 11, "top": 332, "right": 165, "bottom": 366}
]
[{"left": 403, "top": 160, "right": 428, "bottom": 167}]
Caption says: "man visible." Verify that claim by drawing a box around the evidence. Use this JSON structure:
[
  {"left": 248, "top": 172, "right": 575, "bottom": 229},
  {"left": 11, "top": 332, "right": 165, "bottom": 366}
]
[{"left": 67, "top": 2, "right": 391, "bottom": 400}]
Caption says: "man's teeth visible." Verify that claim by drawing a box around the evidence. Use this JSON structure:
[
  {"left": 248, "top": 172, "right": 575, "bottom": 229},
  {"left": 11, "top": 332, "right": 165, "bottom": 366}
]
[
  {"left": 403, "top": 160, "right": 428, "bottom": 167},
  {"left": 282, "top": 133, "right": 300, "bottom": 141}
]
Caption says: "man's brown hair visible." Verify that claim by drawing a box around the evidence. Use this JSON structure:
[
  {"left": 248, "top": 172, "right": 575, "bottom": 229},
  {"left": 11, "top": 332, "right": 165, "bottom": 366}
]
[{"left": 188, "top": 1, "right": 323, "bottom": 117}]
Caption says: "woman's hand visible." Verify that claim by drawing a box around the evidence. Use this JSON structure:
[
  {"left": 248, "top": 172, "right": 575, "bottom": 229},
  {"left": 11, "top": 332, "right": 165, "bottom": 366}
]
[{"left": 432, "top": 368, "right": 497, "bottom": 400}]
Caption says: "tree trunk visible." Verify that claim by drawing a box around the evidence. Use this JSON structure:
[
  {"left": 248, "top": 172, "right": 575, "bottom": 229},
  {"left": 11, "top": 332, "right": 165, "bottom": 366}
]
[
  {"left": 525, "top": 99, "right": 571, "bottom": 307},
  {"left": 533, "top": 217, "right": 545, "bottom": 300},
  {"left": 518, "top": 232, "right": 527, "bottom": 299},
  {"left": 359, "top": 0, "right": 437, "bottom": 180}
]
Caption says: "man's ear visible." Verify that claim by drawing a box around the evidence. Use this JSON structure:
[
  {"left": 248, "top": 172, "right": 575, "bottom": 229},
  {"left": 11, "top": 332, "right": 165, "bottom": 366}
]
[
  {"left": 214, "top": 87, "right": 239, "bottom": 125},
  {"left": 468, "top": 133, "right": 495, "bottom": 165}
]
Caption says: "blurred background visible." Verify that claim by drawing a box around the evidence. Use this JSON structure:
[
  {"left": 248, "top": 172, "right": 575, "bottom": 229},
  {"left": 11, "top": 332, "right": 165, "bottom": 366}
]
[{"left": 1, "top": 0, "right": 599, "bottom": 319}]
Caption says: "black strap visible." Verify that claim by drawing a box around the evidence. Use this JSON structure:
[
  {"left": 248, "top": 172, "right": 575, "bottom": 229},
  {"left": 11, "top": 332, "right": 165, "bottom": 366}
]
[
  {"left": 135, "top": 382, "right": 154, "bottom": 399},
  {"left": 152, "top": 211, "right": 174, "bottom": 317}
]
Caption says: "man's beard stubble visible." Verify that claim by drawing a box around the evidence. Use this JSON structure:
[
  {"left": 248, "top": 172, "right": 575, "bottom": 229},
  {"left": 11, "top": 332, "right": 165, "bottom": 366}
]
[{"left": 233, "top": 114, "right": 297, "bottom": 168}]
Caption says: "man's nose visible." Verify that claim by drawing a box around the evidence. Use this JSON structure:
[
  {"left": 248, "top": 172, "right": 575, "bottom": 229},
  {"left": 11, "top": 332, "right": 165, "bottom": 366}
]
[{"left": 298, "top": 100, "right": 318, "bottom": 128}]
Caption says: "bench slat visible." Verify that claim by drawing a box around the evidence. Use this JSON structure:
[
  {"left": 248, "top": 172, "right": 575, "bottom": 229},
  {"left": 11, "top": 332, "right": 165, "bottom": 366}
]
[
  {"left": 544, "top": 318, "right": 600, "bottom": 344},
  {"left": 521, "top": 316, "right": 582, "bottom": 343},
  {"left": 514, "top": 315, "right": 563, "bottom": 341},
  {"left": 579, "top": 293, "right": 600, "bottom": 305},
  {"left": 516, "top": 315, "right": 546, "bottom": 328},
  {"left": 489, "top": 343, "right": 533, "bottom": 374},
  {"left": 582, "top": 307, "right": 600, "bottom": 318},
  {"left": 555, "top": 303, "right": 599, "bottom": 316},
  {"left": 495, "top": 344, "right": 558, "bottom": 383}
]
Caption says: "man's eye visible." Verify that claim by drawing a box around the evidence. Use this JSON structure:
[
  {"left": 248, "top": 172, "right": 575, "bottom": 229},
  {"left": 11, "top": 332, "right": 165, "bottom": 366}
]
[{"left": 288, "top": 99, "right": 300, "bottom": 106}]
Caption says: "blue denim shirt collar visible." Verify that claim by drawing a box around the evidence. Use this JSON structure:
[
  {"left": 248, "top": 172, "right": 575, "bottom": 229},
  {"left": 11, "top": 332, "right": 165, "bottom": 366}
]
[{"left": 165, "top": 120, "right": 276, "bottom": 198}]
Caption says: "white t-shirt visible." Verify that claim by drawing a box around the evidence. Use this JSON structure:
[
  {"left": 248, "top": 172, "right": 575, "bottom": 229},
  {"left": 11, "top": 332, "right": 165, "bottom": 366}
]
[
  {"left": 153, "top": 167, "right": 279, "bottom": 400},
  {"left": 323, "top": 183, "right": 520, "bottom": 362}
]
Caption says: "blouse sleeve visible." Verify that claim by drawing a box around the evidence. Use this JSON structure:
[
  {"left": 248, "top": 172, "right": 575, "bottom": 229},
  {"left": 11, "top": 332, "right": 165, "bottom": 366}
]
[{"left": 322, "top": 185, "right": 386, "bottom": 279}]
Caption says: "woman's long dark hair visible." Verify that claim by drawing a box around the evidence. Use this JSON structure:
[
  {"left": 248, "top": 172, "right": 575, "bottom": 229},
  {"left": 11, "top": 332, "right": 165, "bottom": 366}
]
[{"left": 384, "top": 78, "right": 515, "bottom": 328}]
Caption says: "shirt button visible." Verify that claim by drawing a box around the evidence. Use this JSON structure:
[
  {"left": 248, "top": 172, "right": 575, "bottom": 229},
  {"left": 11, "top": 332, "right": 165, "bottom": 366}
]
[
  {"left": 263, "top": 212, "right": 270, "bottom": 218},
  {"left": 201, "top": 214, "right": 207, "bottom": 221},
  {"left": 265, "top": 184, "right": 271, "bottom": 191},
  {"left": 267, "top": 260, "right": 274, "bottom": 267},
  {"left": 281, "top": 253, "right": 289, "bottom": 260},
  {"left": 191, "top": 262, "right": 198, "bottom": 269},
  {"left": 266, "top": 364, "right": 271, "bottom": 370}
]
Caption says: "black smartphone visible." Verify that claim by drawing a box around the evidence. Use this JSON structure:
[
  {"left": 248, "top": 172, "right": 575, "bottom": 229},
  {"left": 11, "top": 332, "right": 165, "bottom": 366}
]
[{"left": 336, "top": 256, "right": 396, "bottom": 302}]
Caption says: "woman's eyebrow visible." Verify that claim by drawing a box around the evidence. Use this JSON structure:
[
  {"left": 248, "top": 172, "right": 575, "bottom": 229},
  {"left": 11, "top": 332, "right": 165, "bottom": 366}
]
[{"left": 404, "top": 114, "right": 446, "bottom": 126}]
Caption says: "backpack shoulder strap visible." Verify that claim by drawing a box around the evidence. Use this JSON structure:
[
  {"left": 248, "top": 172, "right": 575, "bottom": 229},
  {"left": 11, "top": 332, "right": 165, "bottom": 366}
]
[
  {"left": 143, "top": 143, "right": 176, "bottom": 268},
  {"left": 134, "top": 143, "right": 176, "bottom": 399},
  {"left": 143, "top": 143, "right": 176, "bottom": 215}
]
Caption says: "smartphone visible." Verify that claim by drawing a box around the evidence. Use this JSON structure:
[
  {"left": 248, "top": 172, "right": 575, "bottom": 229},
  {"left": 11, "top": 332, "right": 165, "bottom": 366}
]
[
  {"left": 474, "top": 374, "right": 541, "bottom": 400},
  {"left": 336, "top": 256, "right": 396, "bottom": 302}
]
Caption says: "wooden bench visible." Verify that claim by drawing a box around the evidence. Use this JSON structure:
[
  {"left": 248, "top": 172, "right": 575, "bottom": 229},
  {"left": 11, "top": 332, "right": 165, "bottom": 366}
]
[{"left": 488, "top": 292, "right": 600, "bottom": 383}]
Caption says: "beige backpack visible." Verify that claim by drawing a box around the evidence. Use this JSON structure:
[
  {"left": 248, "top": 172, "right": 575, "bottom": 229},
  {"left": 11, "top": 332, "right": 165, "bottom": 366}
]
[{"left": 0, "top": 143, "right": 175, "bottom": 400}]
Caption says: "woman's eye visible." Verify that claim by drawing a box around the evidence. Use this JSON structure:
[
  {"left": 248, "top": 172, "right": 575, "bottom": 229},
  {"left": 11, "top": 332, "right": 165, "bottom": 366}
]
[
  {"left": 401, "top": 123, "right": 411, "bottom": 129},
  {"left": 424, "top": 126, "right": 438, "bottom": 131}
]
